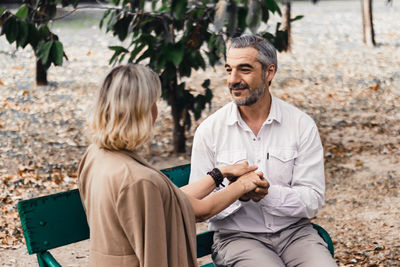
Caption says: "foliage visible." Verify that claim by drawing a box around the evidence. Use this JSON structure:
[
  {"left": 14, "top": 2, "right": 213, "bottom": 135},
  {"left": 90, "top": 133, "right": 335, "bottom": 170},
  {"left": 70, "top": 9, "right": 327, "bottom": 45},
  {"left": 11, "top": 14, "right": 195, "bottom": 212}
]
[
  {"left": 101, "top": 0, "right": 290, "bottom": 152},
  {"left": 0, "top": 0, "right": 78, "bottom": 76}
]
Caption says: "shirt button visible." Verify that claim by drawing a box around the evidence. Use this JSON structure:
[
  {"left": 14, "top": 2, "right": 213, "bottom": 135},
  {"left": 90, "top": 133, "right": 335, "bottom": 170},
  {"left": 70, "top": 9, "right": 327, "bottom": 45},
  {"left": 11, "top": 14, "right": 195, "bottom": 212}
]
[
  {"left": 253, "top": 138, "right": 256, "bottom": 141},
  {"left": 268, "top": 224, "right": 271, "bottom": 227}
]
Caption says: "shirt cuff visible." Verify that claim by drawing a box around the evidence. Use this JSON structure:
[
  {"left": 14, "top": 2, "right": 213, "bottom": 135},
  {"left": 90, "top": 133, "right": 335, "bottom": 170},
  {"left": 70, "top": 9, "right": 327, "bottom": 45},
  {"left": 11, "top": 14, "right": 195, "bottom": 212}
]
[{"left": 208, "top": 200, "right": 242, "bottom": 222}]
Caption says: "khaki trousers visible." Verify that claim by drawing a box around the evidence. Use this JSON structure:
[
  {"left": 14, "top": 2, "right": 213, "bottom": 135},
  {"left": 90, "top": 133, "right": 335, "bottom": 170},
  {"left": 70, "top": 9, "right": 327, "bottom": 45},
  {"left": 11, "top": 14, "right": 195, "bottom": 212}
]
[{"left": 211, "top": 218, "right": 337, "bottom": 267}]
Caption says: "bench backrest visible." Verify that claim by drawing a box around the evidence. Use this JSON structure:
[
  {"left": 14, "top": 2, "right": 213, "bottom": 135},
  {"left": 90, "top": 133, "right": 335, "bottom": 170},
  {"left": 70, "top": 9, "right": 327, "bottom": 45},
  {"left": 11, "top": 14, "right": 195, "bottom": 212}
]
[
  {"left": 18, "top": 189, "right": 89, "bottom": 254},
  {"left": 18, "top": 164, "right": 194, "bottom": 255}
]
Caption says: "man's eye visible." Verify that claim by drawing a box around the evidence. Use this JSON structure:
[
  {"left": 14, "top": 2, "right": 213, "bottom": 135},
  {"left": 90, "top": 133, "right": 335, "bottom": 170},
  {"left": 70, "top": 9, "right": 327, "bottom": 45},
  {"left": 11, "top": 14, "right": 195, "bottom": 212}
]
[
  {"left": 241, "top": 69, "right": 251, "bottom": 72},
  {"left": 226, "top": 69, "right": 232, "bottom": 73}
]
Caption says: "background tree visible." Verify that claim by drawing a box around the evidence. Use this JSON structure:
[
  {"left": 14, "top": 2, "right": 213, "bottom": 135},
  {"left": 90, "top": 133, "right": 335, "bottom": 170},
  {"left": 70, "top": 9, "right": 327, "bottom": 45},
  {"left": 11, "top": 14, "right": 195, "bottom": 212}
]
[
  {"left": 360, "top": 0, "right": 392, "bottom": 46},
  {"left": 0, "top": 0, "right": 78, "bottom": 85},
  {"left": 361, "top": 0, "right": 375, "bottom": 46},
  {"left": 310, "top": 0, "right": 393, "bottom": 47},
  {"left": 280, "top": 0, "right": 291, "bottom": 51},
  {"left": 102, "top": 0, "right": 292, "bottom": 153}
]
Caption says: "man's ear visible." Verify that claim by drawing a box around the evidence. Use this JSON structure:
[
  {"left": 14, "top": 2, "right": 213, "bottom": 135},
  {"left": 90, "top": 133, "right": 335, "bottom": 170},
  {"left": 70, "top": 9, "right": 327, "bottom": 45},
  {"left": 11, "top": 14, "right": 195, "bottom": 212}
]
[{"left": 265, "top": 64, "right": 276, "bottom": 83}]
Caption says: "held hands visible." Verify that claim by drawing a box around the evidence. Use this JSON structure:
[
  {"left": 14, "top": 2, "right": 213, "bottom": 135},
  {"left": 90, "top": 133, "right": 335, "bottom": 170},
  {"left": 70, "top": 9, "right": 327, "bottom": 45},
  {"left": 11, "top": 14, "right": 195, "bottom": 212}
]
[
  {"left": 235, "top": 171, "right": 265, "bottom": 193},
  {"left": 219, "top": 161, "right": 258, "bottom": 179},
  {"left": 238, "top": 177, "right": 269, "bottom": 202},
  {"left": 219, "top": 161, "right": 270, "bottom": 202},
  {"left": 228, "top": 169, "right": 269, "bottom": 202}
]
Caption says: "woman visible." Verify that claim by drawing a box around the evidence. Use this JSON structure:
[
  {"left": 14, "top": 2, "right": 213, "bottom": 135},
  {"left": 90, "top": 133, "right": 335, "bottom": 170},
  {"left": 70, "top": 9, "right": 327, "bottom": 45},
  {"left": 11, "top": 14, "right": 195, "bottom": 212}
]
[{"left": 78, "top": 64, "right": 266, "bottom": 267}]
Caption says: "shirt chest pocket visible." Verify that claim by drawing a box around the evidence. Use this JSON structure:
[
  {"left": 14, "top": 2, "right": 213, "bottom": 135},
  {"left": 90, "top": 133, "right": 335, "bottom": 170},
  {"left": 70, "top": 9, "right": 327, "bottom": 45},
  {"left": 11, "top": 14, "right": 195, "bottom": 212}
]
[
  {"left": 216, "top": 150, "right": 247, "bottom": 167},
  {"left": 268, "top": 148, "right": 297, "bottom": 185}
]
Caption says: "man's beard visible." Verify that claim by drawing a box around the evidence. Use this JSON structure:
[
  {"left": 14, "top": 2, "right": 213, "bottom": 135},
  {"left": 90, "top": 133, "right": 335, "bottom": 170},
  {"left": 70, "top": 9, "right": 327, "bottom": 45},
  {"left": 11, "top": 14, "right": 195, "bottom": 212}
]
[{"left": 229, "top": 82, "right": 266, "bottom": 106}]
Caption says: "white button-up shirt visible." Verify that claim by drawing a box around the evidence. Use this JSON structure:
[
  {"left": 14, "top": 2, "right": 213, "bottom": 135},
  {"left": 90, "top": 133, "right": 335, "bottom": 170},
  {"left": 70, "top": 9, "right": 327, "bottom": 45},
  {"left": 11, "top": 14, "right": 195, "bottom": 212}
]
[{"left": 189, "top": 95, "right": 325, "bottom": 233}]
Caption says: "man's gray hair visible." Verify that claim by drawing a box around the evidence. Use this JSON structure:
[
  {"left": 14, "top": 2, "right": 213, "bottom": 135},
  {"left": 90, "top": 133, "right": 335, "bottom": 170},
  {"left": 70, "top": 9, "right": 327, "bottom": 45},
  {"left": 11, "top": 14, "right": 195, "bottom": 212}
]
[{"left": 227, "top": 34, "right": 278, "bottom": 72}]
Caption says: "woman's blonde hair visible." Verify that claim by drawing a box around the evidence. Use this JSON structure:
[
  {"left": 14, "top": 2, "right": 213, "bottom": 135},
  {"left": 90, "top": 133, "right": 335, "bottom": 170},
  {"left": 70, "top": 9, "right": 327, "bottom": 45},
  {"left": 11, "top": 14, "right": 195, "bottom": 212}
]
[{"left": 88, "top": 64, "right": 161, "bottom": 151}]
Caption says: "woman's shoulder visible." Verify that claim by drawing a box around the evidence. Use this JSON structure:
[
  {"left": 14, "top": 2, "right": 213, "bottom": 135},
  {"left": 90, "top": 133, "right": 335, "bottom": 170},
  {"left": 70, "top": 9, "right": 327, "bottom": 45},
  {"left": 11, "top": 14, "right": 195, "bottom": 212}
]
[{"left": 82, "top": 145, "right": 167, "bottom": 188}]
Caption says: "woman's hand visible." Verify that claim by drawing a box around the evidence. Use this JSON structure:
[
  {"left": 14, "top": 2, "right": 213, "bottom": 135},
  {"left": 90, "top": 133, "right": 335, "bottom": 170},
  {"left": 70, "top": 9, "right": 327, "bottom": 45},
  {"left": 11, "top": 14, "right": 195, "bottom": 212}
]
[
  {"left": 219, "top": 161, "right": 258, "bottom": 179},
  {"left": 235, "top": 171, "right": 264, "bottom": 193},
  {"left": 239, "top": 178, "right": 269, "bottom": 202}
]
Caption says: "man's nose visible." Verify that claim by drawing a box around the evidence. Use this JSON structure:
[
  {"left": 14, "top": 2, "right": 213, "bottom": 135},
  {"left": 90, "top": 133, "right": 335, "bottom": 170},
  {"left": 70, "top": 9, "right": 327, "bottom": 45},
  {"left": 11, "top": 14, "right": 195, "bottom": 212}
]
[{"left": 228, "top": 70, "right": 241, "bottom": 85}]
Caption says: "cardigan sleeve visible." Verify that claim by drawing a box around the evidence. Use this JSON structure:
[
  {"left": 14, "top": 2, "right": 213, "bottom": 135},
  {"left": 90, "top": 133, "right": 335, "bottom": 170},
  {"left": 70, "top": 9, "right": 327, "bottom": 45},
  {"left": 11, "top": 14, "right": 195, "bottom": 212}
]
[{"left": 116, "top": 179, "right": 168, "bottom": 267}]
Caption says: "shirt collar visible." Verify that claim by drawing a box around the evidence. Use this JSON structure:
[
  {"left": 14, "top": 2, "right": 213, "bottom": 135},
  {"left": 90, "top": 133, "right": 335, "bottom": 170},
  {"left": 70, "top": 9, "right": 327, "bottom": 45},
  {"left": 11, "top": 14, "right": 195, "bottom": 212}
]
[
  {"left": 226, "top": 94, "right": 282, "bottom": 126},
  {"left": 265, "top": 95, "right": 282, "bottom": 125}
]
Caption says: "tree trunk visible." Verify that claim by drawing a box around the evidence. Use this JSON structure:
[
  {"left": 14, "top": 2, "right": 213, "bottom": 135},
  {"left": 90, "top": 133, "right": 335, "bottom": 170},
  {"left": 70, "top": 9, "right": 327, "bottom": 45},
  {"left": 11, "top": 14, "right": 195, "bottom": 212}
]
[
  {"left": 361, "top": 0, "right": 376, "bottom": 46},
  {"left": 281, "top": 1, "right": 291, "bottom": 52},
  {"left": 36, "top": 59, "right": 48, "bottom": 85},
  {"left": 168, "top": 78, "right": 186, "bottom": 153}
]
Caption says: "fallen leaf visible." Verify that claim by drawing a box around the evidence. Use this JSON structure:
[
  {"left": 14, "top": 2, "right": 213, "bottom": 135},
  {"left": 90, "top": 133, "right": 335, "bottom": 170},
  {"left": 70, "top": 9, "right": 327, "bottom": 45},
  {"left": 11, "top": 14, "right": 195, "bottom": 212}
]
[{"left": 370, "top": 84, "right": 380, "bottom": 91}]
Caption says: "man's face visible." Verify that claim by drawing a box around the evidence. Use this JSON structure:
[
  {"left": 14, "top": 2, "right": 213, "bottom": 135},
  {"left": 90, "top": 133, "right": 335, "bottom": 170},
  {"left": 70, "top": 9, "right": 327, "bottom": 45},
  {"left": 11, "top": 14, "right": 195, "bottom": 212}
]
[{"left": 225, "top": 47, "right": 266, "bottom": 106}]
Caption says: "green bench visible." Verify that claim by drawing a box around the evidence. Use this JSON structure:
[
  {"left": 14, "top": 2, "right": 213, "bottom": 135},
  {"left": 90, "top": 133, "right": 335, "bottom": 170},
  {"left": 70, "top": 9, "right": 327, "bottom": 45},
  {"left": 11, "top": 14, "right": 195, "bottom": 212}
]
[{"left": 18, "top": 163, "right": 334, "bottom": 267}]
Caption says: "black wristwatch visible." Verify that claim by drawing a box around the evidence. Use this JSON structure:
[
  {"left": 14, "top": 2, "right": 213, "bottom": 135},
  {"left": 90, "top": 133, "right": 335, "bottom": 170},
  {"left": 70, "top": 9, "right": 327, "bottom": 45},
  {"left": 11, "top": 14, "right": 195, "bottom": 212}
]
[{"left": 207, "top": 168, "right": 225, "bottom": 187}]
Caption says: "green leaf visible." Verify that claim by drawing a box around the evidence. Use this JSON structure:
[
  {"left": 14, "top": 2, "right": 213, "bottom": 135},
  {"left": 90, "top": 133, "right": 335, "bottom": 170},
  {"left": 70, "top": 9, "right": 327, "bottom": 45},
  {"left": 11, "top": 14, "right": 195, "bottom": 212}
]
[
  {"left": 38, "top": 24, "right": 50, "bottom": 39},
  {"left": 237, "top": 6, "right": 248, "bottom": 32},
  {"left": 106, "top": 10, "right": 118, "bottom": 33},
  {"left": 113, "top": 16, "right": 131, "bottom": 41},
  {"left": 5, "top": 17, "right": 19, "bottom": 44},
  {"left": 99, "top": 9, "right": 111, "bottom": 29},
  {"left": 16, "top": 21, "right": 29, "bottom": 48},
  {"left": 163, "top": 43, "right": 184, "bottom": 67},
  {"left": 36, "top": 40, "right": 53, "bottom": 65},
  {"left": 130, "top": 42, "right": 146, "bottom": 59},
  {"left": 109, "top": 45, "right": 129, "bottom": 53},
  {"left": 260, "top": 0, "right": 270, "bottom": 22},
  {"left": 50, "top": 41, "right": 64, "bottom": 66},
  {"left": 108, "top": 45, "right": 129, "bottom": 64},
  {"left": 27, "top": 22, "right": 40, "bottom": 49},
  {"left": 15, "top": 4, "right": 29, "bottom": 20},
  {"left": 263, "top": 0, "right": 281, "bottom": 16},
  {"left": 171, "top": 0, "right": 187, "bottom": 20},
  {"left": 202, "top": 79, "right": 210, "bottom": 88},
  {"left": 290, "top": 15, "right": 304, "bottom": 22},
  {"left": 205, "top": 87, "right": 213, "bottom": 101},
  {"left": 0, "top": 7, "right": 6, "bottom": 16}
]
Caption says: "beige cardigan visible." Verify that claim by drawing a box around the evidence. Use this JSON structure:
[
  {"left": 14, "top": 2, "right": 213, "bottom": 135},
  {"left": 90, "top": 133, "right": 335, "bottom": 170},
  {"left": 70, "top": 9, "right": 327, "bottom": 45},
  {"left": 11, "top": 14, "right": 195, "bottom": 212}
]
[{"left": 78, "top": 145, "right": 197, "bottom": 267}]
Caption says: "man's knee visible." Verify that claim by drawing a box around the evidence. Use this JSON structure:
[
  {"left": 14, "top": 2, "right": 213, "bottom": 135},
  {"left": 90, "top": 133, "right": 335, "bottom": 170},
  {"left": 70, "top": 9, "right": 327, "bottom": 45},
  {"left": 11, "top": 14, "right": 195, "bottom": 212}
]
[
  {"left": 284, "top": 244, "right": 336, "bottom": 267},
  {"left": 281, "top": 225, "right": 337, "bottom": 267},
  {"left": 212, "top": 231, "right": 284, "bottom": 267}
]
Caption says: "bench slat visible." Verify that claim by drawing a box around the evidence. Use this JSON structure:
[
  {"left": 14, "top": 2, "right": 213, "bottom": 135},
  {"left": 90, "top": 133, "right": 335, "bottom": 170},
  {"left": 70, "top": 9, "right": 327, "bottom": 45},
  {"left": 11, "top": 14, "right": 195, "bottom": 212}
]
[
  {"left": 160, "top": 163, "right": 191, "bottom": 187},
  {"left": 18, "top": 189, "right": 89, "bottom": 254}
]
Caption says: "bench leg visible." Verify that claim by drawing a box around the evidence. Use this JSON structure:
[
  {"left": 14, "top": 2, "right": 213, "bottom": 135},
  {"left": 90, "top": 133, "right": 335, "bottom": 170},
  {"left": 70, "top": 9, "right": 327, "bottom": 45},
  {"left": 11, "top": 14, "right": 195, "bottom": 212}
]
[{"left": 37, "top": 251, "right": 62, "bottom": 267}]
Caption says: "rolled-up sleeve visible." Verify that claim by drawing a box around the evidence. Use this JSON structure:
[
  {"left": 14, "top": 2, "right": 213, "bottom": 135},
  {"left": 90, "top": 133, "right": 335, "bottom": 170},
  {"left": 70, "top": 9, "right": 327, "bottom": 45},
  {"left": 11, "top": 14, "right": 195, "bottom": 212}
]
[
  {"left": 189, "top": 124, "right": 242, "bottom": 221},
  {"left": 261, "top": 122, "right": 325, "bottom": 218}
]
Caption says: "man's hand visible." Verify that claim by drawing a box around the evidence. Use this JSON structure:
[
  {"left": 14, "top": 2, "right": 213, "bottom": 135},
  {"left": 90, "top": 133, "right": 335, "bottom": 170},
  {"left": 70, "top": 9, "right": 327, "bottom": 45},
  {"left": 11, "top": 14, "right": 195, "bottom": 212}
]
[
  {"left": 219, "top": 161, "right": 258, "bottom": 179},
  {"left": 239, "top": 178, "right": 269, "bottom": 202}
]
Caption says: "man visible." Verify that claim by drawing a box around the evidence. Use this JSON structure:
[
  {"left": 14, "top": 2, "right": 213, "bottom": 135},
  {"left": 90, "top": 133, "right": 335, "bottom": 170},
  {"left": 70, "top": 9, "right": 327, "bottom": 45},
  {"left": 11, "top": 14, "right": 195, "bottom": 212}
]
[{"left": 189, "top": 35, "right": 336, "bottom": 267}]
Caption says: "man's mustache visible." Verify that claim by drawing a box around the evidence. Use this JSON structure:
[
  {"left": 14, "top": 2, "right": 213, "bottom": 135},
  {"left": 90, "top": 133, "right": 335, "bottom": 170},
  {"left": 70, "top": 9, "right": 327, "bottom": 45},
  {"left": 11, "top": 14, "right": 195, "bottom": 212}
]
[{"left": 229, "top": 83, "right": 249, "bottom": 90}]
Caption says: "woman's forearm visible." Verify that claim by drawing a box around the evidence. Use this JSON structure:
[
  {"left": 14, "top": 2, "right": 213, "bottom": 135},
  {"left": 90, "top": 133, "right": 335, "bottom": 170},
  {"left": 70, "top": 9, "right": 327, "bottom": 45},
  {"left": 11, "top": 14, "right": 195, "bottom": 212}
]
[
  {"left": 185, "top": 180, "right": 248, "bottom": 222},
  {"left": 180, "top": 174, "right": 215, "bottom": 199}
]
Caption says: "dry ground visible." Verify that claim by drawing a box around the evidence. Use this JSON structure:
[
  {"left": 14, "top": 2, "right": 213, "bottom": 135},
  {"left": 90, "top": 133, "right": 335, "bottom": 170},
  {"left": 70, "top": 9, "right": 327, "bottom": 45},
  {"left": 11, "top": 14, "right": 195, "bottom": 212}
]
[{"left": 1, "top": 0, "right": 400, "bottom": 266}]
